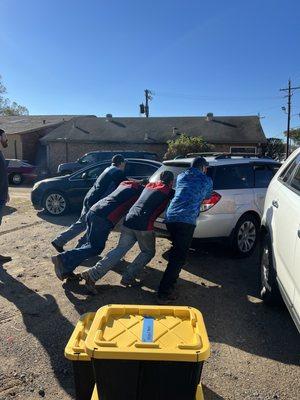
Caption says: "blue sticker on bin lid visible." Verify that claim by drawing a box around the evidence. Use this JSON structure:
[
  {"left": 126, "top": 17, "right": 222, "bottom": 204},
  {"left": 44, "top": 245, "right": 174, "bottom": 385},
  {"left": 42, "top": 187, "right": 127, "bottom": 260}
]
[{"left": 142, "top": 316, "right": 154, "bottom": 342}]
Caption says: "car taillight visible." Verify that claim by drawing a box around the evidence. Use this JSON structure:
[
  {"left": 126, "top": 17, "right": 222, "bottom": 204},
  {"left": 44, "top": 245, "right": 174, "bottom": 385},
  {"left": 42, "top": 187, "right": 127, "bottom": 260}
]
[{"left": 200, "top": 192, "right": 221, "bottom": 212}]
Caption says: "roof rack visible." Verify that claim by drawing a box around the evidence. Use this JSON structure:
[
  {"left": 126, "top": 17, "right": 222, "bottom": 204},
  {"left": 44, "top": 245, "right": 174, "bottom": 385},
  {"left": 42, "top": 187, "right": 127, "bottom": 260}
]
[
  {"left": 214, "top": 153, "right": 272, "bottom": 160},
  {"left": 187, "top": 152, "right": 223, "bottom": 157}
]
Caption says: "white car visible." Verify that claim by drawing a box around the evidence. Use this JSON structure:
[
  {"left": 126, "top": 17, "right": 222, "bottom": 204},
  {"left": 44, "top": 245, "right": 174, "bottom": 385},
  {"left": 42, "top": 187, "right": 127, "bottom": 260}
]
[
  {"left": 150, "top": 155, "right": 280, "bottom": 257},
  {"left": 260, "top": 148, "right": 300, "bottom": 332}
]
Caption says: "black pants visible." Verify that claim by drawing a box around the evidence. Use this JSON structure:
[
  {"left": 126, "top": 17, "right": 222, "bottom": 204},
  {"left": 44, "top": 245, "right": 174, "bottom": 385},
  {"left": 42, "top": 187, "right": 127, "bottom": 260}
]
[{"left": 158, "top": 222, "right": 195, "bottom": 296}]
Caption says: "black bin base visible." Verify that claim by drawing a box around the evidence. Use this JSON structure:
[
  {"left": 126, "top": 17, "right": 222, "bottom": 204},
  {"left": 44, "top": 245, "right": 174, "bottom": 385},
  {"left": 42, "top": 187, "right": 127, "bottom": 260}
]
[
  {"left": 73, "top": 361, "right": 95, "bottom": 400},
  {"left": 92, "top": 359, "right": 203, "bottom": 400}
]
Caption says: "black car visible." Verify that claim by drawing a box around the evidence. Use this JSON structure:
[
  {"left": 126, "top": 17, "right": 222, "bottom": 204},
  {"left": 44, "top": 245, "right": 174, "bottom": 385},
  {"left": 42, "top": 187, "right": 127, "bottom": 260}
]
[
  {"left": 57, "top": 150, "right": 159, "bottom": 175},
  {"left": 31, "top": 159, "right": 162, "bottom": 216}
]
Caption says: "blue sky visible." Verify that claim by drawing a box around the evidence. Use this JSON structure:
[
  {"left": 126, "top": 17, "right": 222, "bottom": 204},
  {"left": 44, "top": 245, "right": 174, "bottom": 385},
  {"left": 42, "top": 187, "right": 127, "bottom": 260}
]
[{"left": 1, "top": 0, "right": 300, "bottom": 138}]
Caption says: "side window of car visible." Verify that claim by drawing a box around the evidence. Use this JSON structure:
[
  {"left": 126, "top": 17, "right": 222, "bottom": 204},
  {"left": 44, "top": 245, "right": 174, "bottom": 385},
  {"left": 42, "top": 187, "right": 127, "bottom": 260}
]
[
  {"left": 125, "top": 162, "right": 158, "bottom": 178},
  {"left": 86, "top": 164, "right": 109, "bottom": 179},
  {"left": 254, "top": 165, "right": 277, "bottom": 188},
  {"left": 213, "top": 164, "right": 254, "bottom": 190},
  {"left": 290, "top": 164, "right": 300, "bottom": 193},
  {"left": 279, "top": 158, "right": 298, "bottom": 183},
  {"left": 81, "top": 153, "right": 97, "bottom": 164}
]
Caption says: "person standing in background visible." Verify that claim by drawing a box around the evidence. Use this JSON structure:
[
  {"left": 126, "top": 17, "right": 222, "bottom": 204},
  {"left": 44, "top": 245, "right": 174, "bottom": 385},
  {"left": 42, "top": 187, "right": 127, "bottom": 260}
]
[{"left": 0, "top": 129, "right": 12, "bottom": 263}]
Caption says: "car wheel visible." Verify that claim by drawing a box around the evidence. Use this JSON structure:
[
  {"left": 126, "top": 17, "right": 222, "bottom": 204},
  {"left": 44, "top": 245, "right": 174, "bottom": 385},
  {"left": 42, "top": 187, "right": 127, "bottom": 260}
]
[
  {"left": 260, "top": 232, "right": 282, "bottom": 305},
  {"left": 43, "top": 191, "right": 69, "bottom": 216},
  {"left": 232, "top": 214, "right": 260, "bottom": 257},
  {"left": 10, "top": 173, "right": 23, "bottom": 185}
]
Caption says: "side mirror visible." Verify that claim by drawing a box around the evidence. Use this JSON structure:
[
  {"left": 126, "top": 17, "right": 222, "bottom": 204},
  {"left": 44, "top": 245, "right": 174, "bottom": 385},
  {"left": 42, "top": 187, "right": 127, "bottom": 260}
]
[{"left": 81, "top": 172, "right": 88, "bottom": 180}]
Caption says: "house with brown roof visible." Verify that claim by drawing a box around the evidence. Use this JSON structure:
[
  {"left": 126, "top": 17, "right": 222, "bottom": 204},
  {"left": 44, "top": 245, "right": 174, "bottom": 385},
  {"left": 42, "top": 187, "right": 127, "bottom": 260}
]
[
  {"left": 0, "top": 115, "right": 95, "bottom": 165},
  {"left": 41, "top": 114, "right": 267, "bottom": 173}
]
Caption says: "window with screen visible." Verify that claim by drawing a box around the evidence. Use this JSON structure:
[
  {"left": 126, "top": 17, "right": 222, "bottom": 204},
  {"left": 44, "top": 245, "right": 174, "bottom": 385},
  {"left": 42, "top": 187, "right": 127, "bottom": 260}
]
[
  {"left": 213, "top": 164, "right": 254, "bottom": 190},
  {"left": 230, "top": 147, "right": 256, "bottom": 154}
]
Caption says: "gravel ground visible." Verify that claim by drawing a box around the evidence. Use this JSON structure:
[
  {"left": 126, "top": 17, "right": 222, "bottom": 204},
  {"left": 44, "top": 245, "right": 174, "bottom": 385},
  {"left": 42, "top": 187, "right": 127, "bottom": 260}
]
[{"left": 0, "top": 187, "right": 299, "bottom": 400}]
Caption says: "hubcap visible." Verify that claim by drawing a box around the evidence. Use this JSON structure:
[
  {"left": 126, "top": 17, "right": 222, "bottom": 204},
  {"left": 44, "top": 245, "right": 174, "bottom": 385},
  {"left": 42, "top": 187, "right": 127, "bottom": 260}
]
[
  {"left": 237, "top": 221, "right": 256, "bottom": 253},
  {"left": 45, "top": 193, "right": 66, "bottom": 215},
  {"left": 13, "top": 174, "right": 21, "bottom": 184}
]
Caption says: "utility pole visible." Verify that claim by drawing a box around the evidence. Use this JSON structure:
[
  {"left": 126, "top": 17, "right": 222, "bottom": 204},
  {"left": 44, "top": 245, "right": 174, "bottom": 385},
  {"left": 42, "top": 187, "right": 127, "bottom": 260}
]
[
  {"left": 140, "top": 89, "right": 153, "bottom": 117},
  {"left": 280, "top": 79, "right": 300, "bottom": 158}
]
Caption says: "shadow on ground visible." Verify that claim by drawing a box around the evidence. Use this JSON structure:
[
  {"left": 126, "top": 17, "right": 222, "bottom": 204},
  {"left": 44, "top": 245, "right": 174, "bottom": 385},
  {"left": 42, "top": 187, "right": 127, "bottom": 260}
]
[
  {"left": 63, "top": 242, "right": 300, "bottom": 368},
  {"left": 37, "top": 210, "right": 80, "bottom": 227},
  {"left": 3, "top": 205, "right": 17, "bottom": 216},
  {"left": 1, "top": 240, "right": 299, "bottom": 398}
]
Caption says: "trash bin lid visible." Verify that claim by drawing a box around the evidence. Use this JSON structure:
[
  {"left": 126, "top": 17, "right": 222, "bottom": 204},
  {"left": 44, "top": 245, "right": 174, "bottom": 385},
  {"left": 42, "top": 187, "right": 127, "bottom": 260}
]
[
  {"left": 65, "top": 312, "right": 95, "bottom": 361},
  {"left": 85, "top": 305, "right": 210, "bottom": 362}
]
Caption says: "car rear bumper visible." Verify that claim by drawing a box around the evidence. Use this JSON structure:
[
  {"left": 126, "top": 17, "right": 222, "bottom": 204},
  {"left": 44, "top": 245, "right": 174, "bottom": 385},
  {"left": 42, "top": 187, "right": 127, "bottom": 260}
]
[{"left": 154, "top": 212, "right": 235, "bottom": 239}]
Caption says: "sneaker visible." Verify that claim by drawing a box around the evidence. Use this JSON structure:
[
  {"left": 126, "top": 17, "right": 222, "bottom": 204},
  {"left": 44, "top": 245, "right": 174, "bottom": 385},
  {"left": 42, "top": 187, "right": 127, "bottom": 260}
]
[
  {"left": 65, "top": 272, "right": 81, "bottom": 282},
  {"left": 156, "top": 290, "right": 179, "bottom": 305},
  {"left": 0, "top": 255, "right": 12, "bottom": 263},
  {"left": 51, "top": 241, "right": 64, "bottom": 253},
  {"left": 51, "top": 255, "right": 65, "bottom": 281},
  {"left": 80, "top": 270, "right": 98, "bottom": 295},
  {"left": 120, "top": 275, "right": 141, "bottom": 287}
]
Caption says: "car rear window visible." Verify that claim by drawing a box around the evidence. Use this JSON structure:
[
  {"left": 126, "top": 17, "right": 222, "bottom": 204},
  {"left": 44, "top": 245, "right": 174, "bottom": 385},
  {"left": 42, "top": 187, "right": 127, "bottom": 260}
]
[{"left": 212, "top": 164, "right": 254, "bottom": 190}]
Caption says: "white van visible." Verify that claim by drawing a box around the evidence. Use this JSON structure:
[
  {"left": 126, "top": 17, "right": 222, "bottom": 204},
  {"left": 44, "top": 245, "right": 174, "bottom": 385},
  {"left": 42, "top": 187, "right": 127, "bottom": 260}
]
[{"left": 260, "top": 148, "right": 300, "bottom": 333}]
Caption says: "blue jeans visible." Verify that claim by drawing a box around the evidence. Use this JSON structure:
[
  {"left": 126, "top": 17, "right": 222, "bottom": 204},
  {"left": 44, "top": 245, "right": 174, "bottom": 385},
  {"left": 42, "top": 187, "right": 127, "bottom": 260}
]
[
  {"left": 0, "top": 199, "right": 6, "bottom": 226},
  {"left": 53, "top": 205, "right": 88, "bottom": 247},
  {"left": 59, "top": 211, "right": 113, "bottom": 274},
  {"left": 88, "top": 226, "right": 156, "bottom": 282}
]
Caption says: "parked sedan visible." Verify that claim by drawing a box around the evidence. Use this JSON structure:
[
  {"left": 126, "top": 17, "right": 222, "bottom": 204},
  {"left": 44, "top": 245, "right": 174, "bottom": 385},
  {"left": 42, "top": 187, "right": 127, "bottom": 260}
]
[
  {"left": 6, "top": 159, "right": 37, "bottom": 185},
  {"left": 31, "top": 159, "right": 161, "bottom": 215}
]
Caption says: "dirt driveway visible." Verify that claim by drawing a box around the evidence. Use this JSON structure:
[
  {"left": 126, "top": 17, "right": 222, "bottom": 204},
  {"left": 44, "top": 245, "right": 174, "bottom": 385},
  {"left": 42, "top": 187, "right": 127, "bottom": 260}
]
[{"left": 0, "top": 187, "right": 299, "bottom": 400}]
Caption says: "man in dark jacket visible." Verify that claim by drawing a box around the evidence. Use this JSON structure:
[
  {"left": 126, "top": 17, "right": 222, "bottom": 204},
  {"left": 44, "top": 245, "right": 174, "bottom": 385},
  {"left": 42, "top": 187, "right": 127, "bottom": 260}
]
[
  {"left": 79, "top": 171, "right": 174, "bottom": 293},
  {"left": 51, "top": 154, "right": 126, "bottom": 252},
  {"left": 157, "top": 157, "right": 213, "bottom": 303},
  {"left": 51, "top": 181, "right": 143, "bottom": 280},
  {"left": 0, "top": 129, "right": 11, "bottom": 263}
]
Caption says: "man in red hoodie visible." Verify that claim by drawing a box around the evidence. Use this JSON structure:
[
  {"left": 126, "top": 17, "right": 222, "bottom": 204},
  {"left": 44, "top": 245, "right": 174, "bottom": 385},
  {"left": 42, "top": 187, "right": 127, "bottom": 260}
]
[{"left": 80, "top": 170, "right": 174, "bottom": 294}]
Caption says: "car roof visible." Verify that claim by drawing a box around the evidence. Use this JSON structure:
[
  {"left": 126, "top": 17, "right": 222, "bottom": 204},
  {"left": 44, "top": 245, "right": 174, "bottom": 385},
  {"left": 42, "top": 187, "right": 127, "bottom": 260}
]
[
  {"left": 163, "top": 156, "right": 281, "bottom": 167},
  {"left": 70, "top": 158, "right": 162, "bottom": 176}
]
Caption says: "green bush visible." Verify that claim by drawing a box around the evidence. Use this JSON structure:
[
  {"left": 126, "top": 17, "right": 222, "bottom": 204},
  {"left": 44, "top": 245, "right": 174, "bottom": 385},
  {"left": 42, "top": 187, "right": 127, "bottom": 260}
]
[{"left": 164, "top": 134, "right": 214, "bottom": 160}]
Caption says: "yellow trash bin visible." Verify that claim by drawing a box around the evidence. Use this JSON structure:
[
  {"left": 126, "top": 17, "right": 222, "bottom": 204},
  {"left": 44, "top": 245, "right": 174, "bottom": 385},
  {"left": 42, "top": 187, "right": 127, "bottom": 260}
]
[
  {"left": 65, "top": 312, "right": 96, "bottom": 400},
  {"left": 85, "top": 304, "right": 210, "bottom": 400}
]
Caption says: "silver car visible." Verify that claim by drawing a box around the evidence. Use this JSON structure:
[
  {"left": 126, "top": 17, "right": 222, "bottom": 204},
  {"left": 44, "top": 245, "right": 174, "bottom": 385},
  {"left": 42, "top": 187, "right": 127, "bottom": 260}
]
[{"left": 151, "top": 155, "right": 281, "bottom": 257}]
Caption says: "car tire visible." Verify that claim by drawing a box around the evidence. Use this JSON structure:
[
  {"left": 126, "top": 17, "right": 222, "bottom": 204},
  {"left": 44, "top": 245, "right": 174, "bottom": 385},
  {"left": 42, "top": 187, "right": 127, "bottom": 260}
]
[
  {"left": 42, "top": 191, "right": 69, "bottom": 216},
  {"left": 232, "top": 213, "right": 260, "bottom": 257},
  {"left": 10, "top": 173, "right": 23, "bottom": 185},
  {"left": 260, "top": 232, "right": 282, "bottom": 305}
]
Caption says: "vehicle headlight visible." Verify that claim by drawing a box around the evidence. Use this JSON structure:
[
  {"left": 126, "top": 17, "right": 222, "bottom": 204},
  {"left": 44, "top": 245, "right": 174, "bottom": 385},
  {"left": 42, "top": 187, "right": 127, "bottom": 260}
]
[{"left": 33, "top": 182, "right": 41, "bottom": 191}]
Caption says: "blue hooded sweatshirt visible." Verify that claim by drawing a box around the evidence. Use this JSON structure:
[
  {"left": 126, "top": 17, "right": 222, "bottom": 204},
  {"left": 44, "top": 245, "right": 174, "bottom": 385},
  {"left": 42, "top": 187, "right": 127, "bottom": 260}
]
[{"left": 165, "top": 167, "right": 213, "bottom": 226}]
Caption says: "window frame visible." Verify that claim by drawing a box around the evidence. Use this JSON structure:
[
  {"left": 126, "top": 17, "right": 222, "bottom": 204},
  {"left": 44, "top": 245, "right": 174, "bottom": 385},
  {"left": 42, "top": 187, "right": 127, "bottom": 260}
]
[{"left": 278, "top": 154, "right": 300, "bottom": 196}]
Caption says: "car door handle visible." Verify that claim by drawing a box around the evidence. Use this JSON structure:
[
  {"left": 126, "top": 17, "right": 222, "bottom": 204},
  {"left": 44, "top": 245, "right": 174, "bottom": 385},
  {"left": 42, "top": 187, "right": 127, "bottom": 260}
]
[{"left": 272, "top": 200, "right": 279, "bottom": 208}]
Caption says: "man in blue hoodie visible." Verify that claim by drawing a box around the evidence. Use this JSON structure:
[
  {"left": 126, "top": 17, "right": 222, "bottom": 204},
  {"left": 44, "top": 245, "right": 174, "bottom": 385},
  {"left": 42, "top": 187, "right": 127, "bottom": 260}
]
[{"left": 157, "top": 156, "right": 213, "bottom": 303}]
